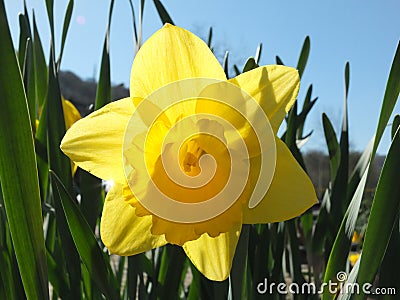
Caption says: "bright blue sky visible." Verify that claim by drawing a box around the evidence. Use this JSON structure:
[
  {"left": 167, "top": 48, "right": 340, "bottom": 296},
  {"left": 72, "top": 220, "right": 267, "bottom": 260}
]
[{"left": 5, "top": 0, "right": 400, "bottom": 154}]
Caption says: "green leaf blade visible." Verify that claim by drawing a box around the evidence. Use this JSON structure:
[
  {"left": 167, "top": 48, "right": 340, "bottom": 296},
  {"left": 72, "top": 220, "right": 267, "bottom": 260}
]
[
  {"left": 0, "top": 2, "right": 49, "bottom": 298},
  {"left": 50, "top": 172, "right": 119, "bottom": 300},
  {"left": 372, "top": 41, "right": 400, "bottom": 155},
  {"left": 153, "top": 0, "right": 174, "bottom": 25},
  {"left": 355, "top": 128, "right": 400, "bottom": 299}
]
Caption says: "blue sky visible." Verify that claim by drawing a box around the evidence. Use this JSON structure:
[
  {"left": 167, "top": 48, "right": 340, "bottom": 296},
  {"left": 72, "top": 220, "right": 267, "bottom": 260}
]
[{"left": 5, "top": 0, "right": 400, "bottom": 154}]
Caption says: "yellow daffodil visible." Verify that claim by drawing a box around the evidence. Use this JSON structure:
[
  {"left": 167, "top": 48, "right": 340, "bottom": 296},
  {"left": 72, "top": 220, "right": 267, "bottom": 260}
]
[
  {"left": 349, "top": 252, "right": 360, "bottom": 266},
  {"left": 61, "top": 98, "right": 82, "bottom": 129},
  {"left": 36, "top": 98, "right": 81, "bottom": 131},
  {"left": 37, "top": 98, "right": 81, "bottom": 174},
  {"left": 352, "top": 230, "right": 362, "bottom": 244},
  {"left": 61, "top": 99, "right": 81, "bottom": 175},
  {"left": 60, "top": 24, "right": 317, "bottom": 281}
]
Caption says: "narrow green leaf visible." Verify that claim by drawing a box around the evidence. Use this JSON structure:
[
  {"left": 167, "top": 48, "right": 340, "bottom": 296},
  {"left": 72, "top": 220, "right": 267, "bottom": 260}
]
[
  {"left": 312, "top": 189, "right": 331, "bottom": 255},
  {"left": 127, "top": 0, "right": 138, "bottom": 43},
  {"left": 223, "top": 50, "right": 229, "bottom": 79},
  {"left": 346, "top": 137, "right": 374, "bottom": 205},
  {"left": 18, "top": 11, "right": 31, "bottom": 72},
  {"left": 0, "top": 205, "right": 25, "bottom": 300},
  {"left": 50, "top": 171, "right": 119, "bottom": 300},
  {"left": 271, "top": 222, "right": 286, "bottom": 283},
  {"left": 127, "top": 256, "right": 139, "bottom": 299},
  {"left": 297, "top": 84, "right": 313, "bottom": 139},
  {"left": 247, "top": 224, "right": 271, "bottom": 299},
  {"left": 378, "top": 218, "right": 400, "bottom": 299},
  {"left": 323, "top": 64, "right": 350, "bottom": 261},
  {"left": 127, "top": 0, "right": 143, "bottom": 53},
  {"left": 45, "top": 0, "right": 55, "bottom": 45},
  {"left": 157, "top": 245, "right": 186, "bottom": 298},
  {"left": 189, "top": 263, "right": 229, "bottom": 300},
  {"left": 115, "top": 256, "right": 126, "bottom": 289},
  {"left": 153, "top": 0, "right": 174, "bottom": 25},
  {"left": 32, "top": 11, "right": 48, "bottom": 108},
  {"left": 322, "top": 113, "right": 341, "bottom": 181},
  {"left": 0, "top": 2, "right": 48, "bottom": 298},
  {"left": 95, "top": 0, "right": 114, "bottom": 110},
  {"left": 296, "top": 97, "right": 317, "bottom": 141},
  {"left": 33, "top": 10, "right": 49, "bottom": 200},
  {"left": 35, "top": 95, "right": 49, "bottom": 201},
  {"left": 79, "top": 171, "right": 103, "bottom": 231},
  {"left": 343, "top": 139, "right": 374, "bottom": 234},
  {"left": 107, "top": 0, "right": 115, "bottom": 33},
  {"left": 18, "top": 8, "right": 36, "bottom": 131},
  {"left": 372, "top": 41, "right": 400, "bottom": 156},
  {"left": 275, "top": 55, "right": 284, "bottom": 66},
  {"left": 254, "top": 43, "right": 262, "bottom": 65},
  {"left": 334, "top": 62, "right": 350, "bottom": 215},
  {"left": 207, "top": 26, "right": 213, "bottom": 48},
  {"left": 242, "top": 57, "right": 259, "bottom": 73},
  {"left": 231, "top": 225, "right": 250, "bottom": 300},
  {"left": 46, "top": 46, "right": 81, "bottom": 299},
  {"left": 286, "top": 220, "right": 305, "bottom": 287},
  {"left": 46, "top": 250, "right": 70, "bottom": 297},
  {"left": 46, "top": 47, "right": 72, "bottom": 198},
  {"left": 284, "top": 102, "right": 297, "bottom": 147},
  {"left": 284, "top": 102, "right": 307, "bottom": 170},
  {"left": 344, "top": 61, "right": 350, "bottom": 100},
  {"left": 322, "top": 165, "right": 369, "bottom": 300},
  {"left": 233, "top": 64, "right": 240, "bottom": 76},
  {"left": 23, "top": 37, "right": 37, "bottom": 131},
  {"left": 355, "top": 128, "right": 400, "bottom": 300},
  {"left": 138, "top": 0, "right": 145, "bottom": 52},
  {"left": 391, "top": 114, "right": 400, "bottom": 139},
  {"left": 296, "top": 36, "right": 310, "bottom": 78},
  {"left": 57, "top": 0, "right": 74, "bottom": 69}
]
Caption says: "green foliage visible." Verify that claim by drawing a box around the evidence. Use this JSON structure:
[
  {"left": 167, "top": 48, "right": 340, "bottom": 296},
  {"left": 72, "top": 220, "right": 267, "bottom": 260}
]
[
  {"left": 0, "top": 1, "right": 399, "bottom": 299},
  {"left": 0, "top": 1, "right": 48, "bottom": 299}
]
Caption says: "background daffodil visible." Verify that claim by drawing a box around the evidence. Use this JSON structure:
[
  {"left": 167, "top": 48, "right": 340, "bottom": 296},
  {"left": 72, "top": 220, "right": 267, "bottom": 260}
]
[
  {"left": 61, "top": 24, "right": 317, "bottom": 281},
  {"left": 36, "top": 98, "right": 81, "bottom": 131},
  {"left": 37, "top": 98, "right": 81, "bottom": 175}
]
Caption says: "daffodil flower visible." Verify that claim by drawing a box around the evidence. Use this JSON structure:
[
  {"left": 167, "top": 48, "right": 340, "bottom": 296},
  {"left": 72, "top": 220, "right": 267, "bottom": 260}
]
[
  {"left": 61, "top": 24, "right": 317, "bottom": 281},
  {"left": 61, "top": 98, "right": 82, "bottom": 129},
  {"left": 36, "top": 98, "right": 81, "bottom": 130},
  {"left": 37, "top": 98, "right": 81, "bottom": 174},
  {"left": 349, "top": 252, "right": 360, "bottom": 266}
]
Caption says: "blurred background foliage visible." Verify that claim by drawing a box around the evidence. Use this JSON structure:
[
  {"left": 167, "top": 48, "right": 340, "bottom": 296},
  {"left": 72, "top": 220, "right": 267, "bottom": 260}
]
[{"left": 0, "top": 0, "right": 399, "bottom": 299}]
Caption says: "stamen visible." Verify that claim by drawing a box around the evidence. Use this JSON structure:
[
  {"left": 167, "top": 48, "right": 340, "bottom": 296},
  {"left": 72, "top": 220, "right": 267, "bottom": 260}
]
[{"left": 182, "top": 140, "right": 204, "bottom": 174}]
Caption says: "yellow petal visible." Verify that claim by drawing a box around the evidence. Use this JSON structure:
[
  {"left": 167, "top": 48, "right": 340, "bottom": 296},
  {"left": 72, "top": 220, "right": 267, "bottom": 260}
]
[
  {"left": 61, "top": 99, "right": 81, "bottom": 175},
  {"left": 130, "top": 24, "right": 226, "bottom": 106},
  {"left": 243, "top": 138, "right": 318, "bottom": 224},
  {"left": 60, "top": 98, "right": 133, "bottom": 183},
  {"left": 62, "top": 98, "right": 81, "bottom": 130},
  {"left": 100, "top": 183, "right": 167, "bottom": 255},
  {"left": 228, "top": 65, "right": 300, "bottom": 133},
  {"left": 183, "top": 222, "right": 241, "bottom": 281}
]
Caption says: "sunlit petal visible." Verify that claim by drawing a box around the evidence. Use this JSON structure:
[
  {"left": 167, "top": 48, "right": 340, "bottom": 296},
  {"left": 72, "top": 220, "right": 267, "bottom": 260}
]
[
  {"left": 130, "top": 24, "right": 226, "bottom": 106},
  {"left": 243, "top": 138, "right": 318, "bottom": 223},
  {"left": 100, "top": 183, "right": 167, "bottom": 255},
  {"left": 60, "top": 98, "right": 133, "bottom": 183},
  {"left": 229, "top": 65, "right": 300, "bottom": 133},
  {"left": 183, "top": 222, "right": 241, "bottom": 281}
]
